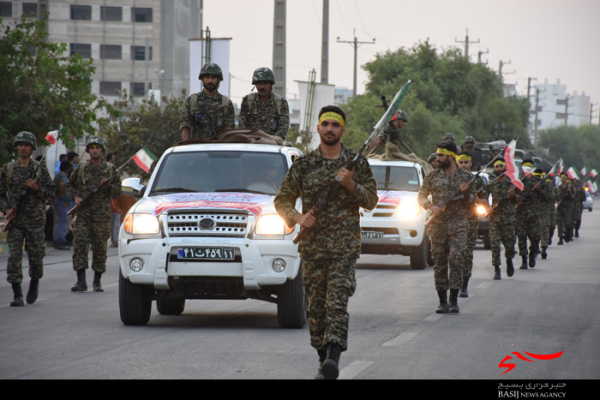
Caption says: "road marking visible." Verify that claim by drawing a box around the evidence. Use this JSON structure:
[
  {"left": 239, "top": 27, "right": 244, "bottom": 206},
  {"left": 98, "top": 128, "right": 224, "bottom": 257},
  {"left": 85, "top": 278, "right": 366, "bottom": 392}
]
[
  {"left": 382, "top": 331, "right": 418, "bottom": 347},
  {"left": 422, "top": 313, "right": 444, "bottom": 321},
  {"left": 339, "top": 360, "right": 373, "bottom": 380},
  {"left": 476, "top": 281, "right": 493, "bottom": 289}
]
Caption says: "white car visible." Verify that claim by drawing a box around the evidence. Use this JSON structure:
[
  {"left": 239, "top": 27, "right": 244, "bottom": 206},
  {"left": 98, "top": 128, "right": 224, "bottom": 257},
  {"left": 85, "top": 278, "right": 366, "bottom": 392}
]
[
  {"left": 360, "top": 159, "right": 432, "bottom": 269},
  {"left": 118, "top": 143, "right": 306, "bottom": 328}
]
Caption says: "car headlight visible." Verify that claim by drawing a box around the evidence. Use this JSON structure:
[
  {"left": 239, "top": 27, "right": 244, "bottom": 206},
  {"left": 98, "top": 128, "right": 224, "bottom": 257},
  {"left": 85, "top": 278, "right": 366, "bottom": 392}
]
[
  {"left": 396, "top": 200, "right": 421, "bottom": 219},
  {"left": 255, "top": 214, "right": 294, "bottom": 236},
  {"left": 476, "top": 205, "right": 487, "bottom": 215},
  {"left": 124, "top": 214, "right": 160, "bottom": 235}
]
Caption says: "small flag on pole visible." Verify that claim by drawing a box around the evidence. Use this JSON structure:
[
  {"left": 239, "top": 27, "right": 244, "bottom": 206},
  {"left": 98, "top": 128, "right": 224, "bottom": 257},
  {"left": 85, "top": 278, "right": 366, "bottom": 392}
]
[
  {"left": 590, "top": 168, "right": 598, "bottom": 178},
  {"left": 503, "top": 138, "right": 524, "bottom": 191},
  {"left": 580, "top": 166, "right": 587, "bottom": 176},
  {"left": 548, "top": 157, "right": 564, "bottom": 176},
  {"left": 45, "top": 125, "right": 64, "bottom": 145},
  {"left": 133, "top": 146, "right": 158, "bottom": 173},
  {"left": 566, "top": 167, "right": 579, "bottom": 180}
]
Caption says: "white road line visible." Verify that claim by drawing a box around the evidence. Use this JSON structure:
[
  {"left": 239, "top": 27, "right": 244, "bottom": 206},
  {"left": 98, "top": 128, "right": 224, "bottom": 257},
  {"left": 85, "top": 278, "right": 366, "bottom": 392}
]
[
  {"left": 476, "top": 281, "right": 493, "bottom": 289},
  {"left": 422, "top": 313, "right": 444, "bottom": 321},
  {"left": 339, "top": 360, "right": 373, "bottom": 380},
  {"left": 382, "top": 331, "right": 418, "bottom": 347}
]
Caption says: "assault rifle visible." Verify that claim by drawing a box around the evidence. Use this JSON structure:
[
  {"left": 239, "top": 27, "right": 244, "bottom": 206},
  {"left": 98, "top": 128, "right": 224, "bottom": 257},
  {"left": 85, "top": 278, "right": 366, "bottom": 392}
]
[
  {"left": 292, "top": 80, "right": 412, "bottom": 245},
  {"left": 3, "top": 157, "right": 45, "bottom": 232},
  {"left": 476, "top": 172, "right": 506, "bottom": 194},
  {"left": 196, "top": 103, "right": 221, "bottom": 138},
  {"left": 485, "top": 194, "right": 512, "bottom": 218}
]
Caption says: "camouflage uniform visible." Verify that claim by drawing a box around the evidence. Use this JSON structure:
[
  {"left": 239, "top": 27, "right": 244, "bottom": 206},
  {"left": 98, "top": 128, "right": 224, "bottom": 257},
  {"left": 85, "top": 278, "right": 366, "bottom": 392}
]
[
  {"left": 417, "top": 168, "right": 475, "bottom": 292},
  {"left": 515, "top": 175, "right": 544, "bottom": 262},
  {"left": 464, "top": 174, "right": 485, "bottom": 279},
  {"left": 239, "top": 92, "right": 290, "bottom": 140},
  {"left": 540, "top": 178, "right": 555, "bottom": 249},
  {"left": 67, "top": 160, "right": 122, "bottom": 275},
  {"left": 0, "top": 160, "right": 55, "bottom": 284},
  {"left": 572, "top": 183, "right": 584, "bottom": 237},
  {"left": 555, "top": 182, "right": 574, "bottom": 241},
  {"left": 274, "top": 145, "right": 378, "bottom": 351},
  {"left": 180, "top": 91, "right": 235, "bottom": 139},
  {"left": 374, "top": 125, "right": 401, "bottom": 155}
]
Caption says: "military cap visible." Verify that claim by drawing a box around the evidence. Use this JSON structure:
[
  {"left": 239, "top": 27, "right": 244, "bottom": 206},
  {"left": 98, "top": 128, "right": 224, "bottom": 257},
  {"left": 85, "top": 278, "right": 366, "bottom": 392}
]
[
  {"left": 464, "top": 136, "right": 475, "bottom": 143},
  {"left": 428, "top": 153, "right": 437, "bottom": 162},
  {"left": 14, "top": 131, "right": 37, "bottom": 150},
  {"left": 198, "top": 62, "right": 223, "bottom": 81},
  {"left": 396, "top": 110, "right": 409, "bottom": 122},
  {"left": 444, "top": 132, "right": 455, "bottom": 141},
  {"left": 252, "top": 67, "right": 276, "bottom": 85},
  {"left": 86, "top": 136, "right": 106, "bottom": 153}
]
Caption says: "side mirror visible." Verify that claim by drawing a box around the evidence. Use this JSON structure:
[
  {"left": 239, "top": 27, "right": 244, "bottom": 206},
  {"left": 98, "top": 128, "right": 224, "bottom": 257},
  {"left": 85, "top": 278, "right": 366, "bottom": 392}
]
[{"left": 122, "top": 177, "right": 146, "bottom": 198}]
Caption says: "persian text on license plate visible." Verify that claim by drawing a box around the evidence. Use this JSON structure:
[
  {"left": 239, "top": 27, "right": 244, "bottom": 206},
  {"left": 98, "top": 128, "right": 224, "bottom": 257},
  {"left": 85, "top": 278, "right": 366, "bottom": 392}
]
[
  {"left": 362, "top": 231, "right": 383, "bottom": 239},
  {"left": 177, "top": 247, "right": 235, "bottom": 260}
]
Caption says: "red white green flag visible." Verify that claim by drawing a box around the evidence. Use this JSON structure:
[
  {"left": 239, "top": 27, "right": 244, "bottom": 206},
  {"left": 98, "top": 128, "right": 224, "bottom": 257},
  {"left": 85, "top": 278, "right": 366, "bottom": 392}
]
[
  {"left": 548, "top": 157, "right": 564, "bottom": 176},
  {"left": 503, "top": 138, "right": 523, "bottom": 191},
  {"left": 566, "top": 166, "right": 579, "bottom": 180},
  {"left": 133, "top": 146, "right": 158, "bottom": 173},
  {"left": 590, "top": 168, "right": 598, "bottom": 178},
  {"left": 580, "top": 166, "right": 587, "bottom": 176}
]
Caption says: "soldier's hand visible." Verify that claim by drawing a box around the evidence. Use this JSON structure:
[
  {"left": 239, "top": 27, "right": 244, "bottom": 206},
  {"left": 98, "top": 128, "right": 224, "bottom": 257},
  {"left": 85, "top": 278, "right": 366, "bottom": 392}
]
[
  {"left": 74, "top": 196, "right": 83, "bottom": 206},
  {"left": 429, "top": 204, "right": 443, "bottom": 216},
  {"left": 294, "top": 209, "right": 316, "bottom": 230},
  {"left": 534, "top": 183, "right": 541, "bottom": 191},
  {"left": 337, "top": 167, "right": 356, "bottom": 193},
  {"left": 26, "top": 178, "right": 39, "bottom": 191},
  {"left": 5, "top": 206, "right": 17, "bottom": 221},
  {"left": 459, "top": 181, "right": 470, "bottom": 194},
  {"left": 100, "top": 178, "right": 112, "bottom": 189},
  {"left": 508, "top": 188, "right": 516, "bottom": 198},
  {"left": 374, "top": 137, "right": 381, "bottom": 147}
]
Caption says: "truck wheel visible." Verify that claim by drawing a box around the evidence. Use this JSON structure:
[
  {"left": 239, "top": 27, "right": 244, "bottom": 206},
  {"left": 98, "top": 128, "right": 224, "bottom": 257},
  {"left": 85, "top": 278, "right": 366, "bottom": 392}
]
[
  {"left": 156, "top": 297, "right": 185, "bottom": 315},
  {"left": 483, "top": 233, "right": 492, "bottom": 250},
  {"left": 119, "top": 270, "right": 152, "bottom": 326},
  {"left": 277, "top": 264, "right": 307, "bottom": 329},
  {"left": 410, "top": 236, "right": 428, "bottom": 270}
]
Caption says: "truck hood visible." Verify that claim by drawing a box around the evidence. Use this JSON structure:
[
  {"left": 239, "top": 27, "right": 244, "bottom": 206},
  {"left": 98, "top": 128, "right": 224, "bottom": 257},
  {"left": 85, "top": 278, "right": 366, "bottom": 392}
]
[{"left": 377, "top": 190, "right": 417, "bottom": 206}]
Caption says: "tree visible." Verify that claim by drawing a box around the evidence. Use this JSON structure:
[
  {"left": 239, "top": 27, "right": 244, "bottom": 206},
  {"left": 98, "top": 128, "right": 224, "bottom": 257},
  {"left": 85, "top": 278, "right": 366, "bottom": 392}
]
[
  {"left": 539, "top": 125, "right": 600, "bottom": 179},
  {"left": 0, "top": 15, "right": 100, "bottom": 165},
  {"left": 98, "top": 90, "right": 185, "bottom": 180}
]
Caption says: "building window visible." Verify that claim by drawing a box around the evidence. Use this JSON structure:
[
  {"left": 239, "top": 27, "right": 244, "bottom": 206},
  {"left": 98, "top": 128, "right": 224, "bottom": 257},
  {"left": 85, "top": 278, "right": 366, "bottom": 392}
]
[
  {"left": 131, "top": 7, "right": 152, "bottom": 23},
  {"left": 100, "top": 81, "right": 122, "bottom": 96},
  {"left": 100, "top": 45, "right": 122, "bottom": 60},
  {"left": 70, "top": 43, "right": 92, "bottom": 59},
  {"left": 131, "top": 82, "right": 146, "bottom": 97},
  {"left": 71, "top": 5, "right": 91, "bottom": 20},
  {"left": 0, "top": 2, "right": 12, "bottom": 17},
  {"left": 131, "top": 46, "right": 152, "bottom": 61},
  {"left": 22, "top": 3, "right": 38, "bottom": 18},
  {"left": 101, "top": 6, "right": 122, "bottom": 21}
]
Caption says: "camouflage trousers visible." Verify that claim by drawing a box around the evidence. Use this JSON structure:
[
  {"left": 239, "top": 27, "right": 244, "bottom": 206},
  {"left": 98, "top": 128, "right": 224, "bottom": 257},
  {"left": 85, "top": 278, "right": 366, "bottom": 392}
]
[
  {"left": 516, "top": 212, "right": 541, "bottom": 257},
  {"left": 6, "top": 226, "right": 45, "bottom": 284},
  {"left": 540, "top": 208, "right": 554, "bottom": 248},
  {"left": 490, "top": 218, "right": 516, "bottom": 266},
  {"left": 557, "top": 207, "right": 573, "bottom": 239},
  {"left": 429, "top": 221, "right": 468, "bottom": 291},
  {"left": 303, "top": 258, "right": 357, "bottom": 352},
  {"left": 463, "top": 218, "right": 478, "bottom": 279},
  {"left": 72, "top": 211, "right": 110, "bottom": 273}
]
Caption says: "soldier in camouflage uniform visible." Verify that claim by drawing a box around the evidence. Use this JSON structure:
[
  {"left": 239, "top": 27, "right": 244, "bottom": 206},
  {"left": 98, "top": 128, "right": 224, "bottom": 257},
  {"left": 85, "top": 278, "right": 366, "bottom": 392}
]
[
  {"left": 180, "top": 63, "right": 235, "bottom": 141},
  {"left": 274, "top": 105, "right": 378, "bottom": 380},
  {"left": 515, "top": 161, "right": 545, "bottom": 269},
  {"left": 418, "top": 141, "right": 475, "bottom": 314},
  {"left": 480, "top": 158, "right": 517, "bottom": 280},
  {"left": 572, "top": 179, "right": 584, "bottom": 238},
  {"left": 539, "top": 173, "right": 556, "bottom": 259},
  {"left": 456, "top": 150, "right": 485, "bottom": 297},
  {"left": 67, "top": 137, "right": 121, "bottom": 292},
  {"left": 239, "top": 68, "right": 290, "bottom": 140},
  {"left": 373, "top": 110, "right": 408, "bottom": 155},
  {"left": 555, "top": 174, "right": 574, "bottom": 245},
  {"left": 1, "top": 132, "right": 55, "bottom": 306}
]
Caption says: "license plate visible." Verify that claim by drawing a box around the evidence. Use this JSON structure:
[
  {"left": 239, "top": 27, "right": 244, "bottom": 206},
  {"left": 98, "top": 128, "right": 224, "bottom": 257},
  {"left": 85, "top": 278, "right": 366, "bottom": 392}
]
[
  {"left": 177, "top": 247, "right": 235, "bottom": 261},
  {"left": 362, "top": 231, "right": 383, "bottom": 239}
]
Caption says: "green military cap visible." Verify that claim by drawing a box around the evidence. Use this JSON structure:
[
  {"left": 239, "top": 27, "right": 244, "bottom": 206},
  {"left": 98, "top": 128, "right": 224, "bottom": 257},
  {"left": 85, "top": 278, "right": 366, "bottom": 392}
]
[
  {"left": 86, "top": 136, "right": 106, "bottom": 152},
  {"left": 396, "top": 110, "right": 409, "bottom": 122},
  {"left": 252, "top": 67, "right": 276, "bottom": 85},
  {"left": 14, "top": 131, "right": 37, "bottom": 150},
  {"left": 464, "top": 136, "right": 475, "bottom": 143},
  {"left": 444, "top": 132, "right": 455, "bottom": 140},
  {"left": 198, "top": 62, "right": 223, "bottom": 81},
  {"left": 428, "top": 153, "right": 437, "bottom": 162}
]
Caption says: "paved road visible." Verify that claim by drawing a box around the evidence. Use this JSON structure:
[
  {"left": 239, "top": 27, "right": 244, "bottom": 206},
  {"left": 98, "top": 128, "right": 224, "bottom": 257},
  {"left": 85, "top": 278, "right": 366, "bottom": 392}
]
[{"left": 1, "top": 200, "right": 598, "bottom": 381}]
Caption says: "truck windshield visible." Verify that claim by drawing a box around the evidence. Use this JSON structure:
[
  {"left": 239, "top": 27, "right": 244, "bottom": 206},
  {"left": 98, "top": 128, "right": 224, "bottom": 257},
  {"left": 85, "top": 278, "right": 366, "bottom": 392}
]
[
  {"left": 371, "top": 165, "right": 419, "bottom": 192},
  {"left": 150, "top": 151, "right": 288, "bottom": 196}
]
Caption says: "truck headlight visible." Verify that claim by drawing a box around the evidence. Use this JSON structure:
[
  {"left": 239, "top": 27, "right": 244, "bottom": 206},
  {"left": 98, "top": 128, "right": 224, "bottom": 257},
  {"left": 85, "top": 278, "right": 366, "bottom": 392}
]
[
  {"left": 396, "top": 200, "right": 421, "bottom": 219},
  {"left": 476, "top": 205, "right": 487, "bottom": 215},
  {"left": 255, "top": 214, "right": 294, "bottom": 236},
  {"left": 124, "top": 214, "right": 160, "bottom": 235}
]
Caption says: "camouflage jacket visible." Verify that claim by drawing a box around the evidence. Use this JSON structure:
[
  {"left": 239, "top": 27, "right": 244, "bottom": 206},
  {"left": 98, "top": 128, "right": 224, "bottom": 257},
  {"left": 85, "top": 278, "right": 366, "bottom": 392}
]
[
  {"left": 374, "top": 125, "right": 402, "bottom": 154},
  {"left": 0, "top": 159, "right": 55, "bottom": 228},
  {"left": 180, "top": 90, "right": 235, "bottom": 139},
  {"left": 541, "top": 178, "right": 556, "bottom": 212},
  {"left": 417, "top": 167, "right": 476, "bottom": 229},
  {"left": 516, "top": 175, "right": 545, "bottom": 217},
  {"left": 573, "top": 186, "right": 585, "bottom": 213},
  {"left": 480, "top": 176, "right": 518, "bottom": 223},
  {"left": 66, "top": 160, "right": 122, "bottom": 219},
  {"left": 274, "top": 145, "right": 378, "bottom": 260},
  {"left": 239, "top": 92, "right": 290, "bottom": 140},
  {"left": 555, "top": 183, "right": 574, "bottom": 210}
]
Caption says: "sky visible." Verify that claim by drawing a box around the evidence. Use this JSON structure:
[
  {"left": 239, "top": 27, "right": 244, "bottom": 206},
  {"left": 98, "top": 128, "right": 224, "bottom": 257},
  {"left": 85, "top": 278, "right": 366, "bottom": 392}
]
[{"left": 203, "top": 0, "right": 600, "bottom": 123}]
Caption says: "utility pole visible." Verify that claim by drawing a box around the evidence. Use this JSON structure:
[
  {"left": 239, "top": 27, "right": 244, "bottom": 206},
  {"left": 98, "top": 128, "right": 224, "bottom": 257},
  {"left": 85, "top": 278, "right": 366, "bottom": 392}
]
[
  {"left": 533, "top": 87, "right": 545, "bottom": 145},
  {"left": 337, "top": 30, "right": 375, "bottom": 98},
  {"left": 455, "top": 28, "right": 479, "bottom": 60},
  {"left": 527, "top": 77, "right": 537, "bottom": 104},
  {"left": 498, "top": 60, "right": 513, "bottom": 80},
  {"left": 145, "top": 37, "right": 150, "bottom": 96},
  {"left": 273, "top": 0, "right": 286, "bottom": 98},
  {"left": 477, "top": 49, "right": 489, "bottom": 64},
  {"left": 590, "top": 103, "right": 597, "bottom": 125},
  {"left": 320, "top": 0, "right": 329, "bottom": 84}
]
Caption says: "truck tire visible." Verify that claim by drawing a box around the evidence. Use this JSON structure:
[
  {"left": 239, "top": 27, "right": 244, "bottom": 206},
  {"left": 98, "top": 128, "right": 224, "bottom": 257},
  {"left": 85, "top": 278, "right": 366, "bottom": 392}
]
[
  {"left": 156, "top": 297, "right": 185, "bottom": 315},
  {"left": 483, "top": 232, "right": 491, "bottom": 250},
  {"left": 410, "top": 236, "right": 428, "bottom": 270},
  {"left": 277, "top": 264, "right": 307, "bottom": 329},
  {"left": 119, "top": 270, "right": 152, "bottom": 326}
]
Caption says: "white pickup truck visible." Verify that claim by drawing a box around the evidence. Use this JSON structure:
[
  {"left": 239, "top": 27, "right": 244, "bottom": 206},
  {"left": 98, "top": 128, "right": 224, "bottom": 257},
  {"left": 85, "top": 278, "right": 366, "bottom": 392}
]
[
  {"left": 118, "top": 142, "right": 306, "bottom": 328},
  {"left": 360, "top": 158, "right": 433, "bottom": 269}
]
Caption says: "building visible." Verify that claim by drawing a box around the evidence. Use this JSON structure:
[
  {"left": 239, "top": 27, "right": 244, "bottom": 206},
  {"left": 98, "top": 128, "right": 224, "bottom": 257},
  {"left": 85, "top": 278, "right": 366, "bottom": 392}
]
[
  {"left": 531, "top": 78, "right": 591, "bottom": 131},
  {"left": 334, "top": 86, "right": 353, "bottom": 105}
]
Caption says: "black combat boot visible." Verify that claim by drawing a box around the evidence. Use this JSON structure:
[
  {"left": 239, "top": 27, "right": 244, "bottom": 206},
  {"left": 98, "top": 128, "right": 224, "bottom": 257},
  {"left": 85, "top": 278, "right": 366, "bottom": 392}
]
[
  {"left": 93, "top": 272, "right": 104, "bottom": 292},
  {"left": 71, "top": 270, "right": 87, "bottom": 292},
  {"left": 460, "top": 277, "right": 469, "bottom": 298},
  {"left": 449, "top": 289, "right": 460, "bottom": 314},
  {"left": 493, "top": 266, "right": 501, "bottom": 280},
  {"left": 314, "top": 349, "right": 327, "bottom": 380},
  {"left": 529, "top": 252, "right": 536, "bottom": 268},
  {"left": 321, "top": 344, "right": 342, "bottom": 380},
  {"left": 436, "top": 290, "right": 449, "bottom": 313},
  {"left": 541, "top": 247, "right": 547, "bottom": 260},
  {"left": 575, "top": 230, "right": 579, "bottom": 238},
  {"left": 26, "top": 278, "right": 39, "bottom": 304},
  {"left": 519, "top": 255, "right": 528, "bottom": 269},
  {"left": 10, "top": 283, "right": 24, "bottom": 307},
  {"left": 558, "top": 236, "right": 564, "bottom": 245},
  {"left": 506, "top": 258, "right": 514, "bottom": 277}
]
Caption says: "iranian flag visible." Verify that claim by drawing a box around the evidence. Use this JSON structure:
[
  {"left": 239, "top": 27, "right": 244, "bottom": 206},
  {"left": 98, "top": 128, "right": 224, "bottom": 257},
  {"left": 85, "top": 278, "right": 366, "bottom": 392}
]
[
  {"left": 548, "top": 157, "right": 564, "bottom": 176},
  {"left": 590, "top": 168, "right": 598, "bottom": 178},
  {"left": 566, "top": 166, "right": 579, "bottom": 180},
  {"left": 45, "top": 125, "right": 65, "bottom": 145},
  {"left": 133, "top": 146, "right": 158, "bottom": 173},
  {"left": 503, "top": 138, "right": 524, "bottom": 191},
  {"left": 580, "top": 166, "right": 587, "bottom": 176}
]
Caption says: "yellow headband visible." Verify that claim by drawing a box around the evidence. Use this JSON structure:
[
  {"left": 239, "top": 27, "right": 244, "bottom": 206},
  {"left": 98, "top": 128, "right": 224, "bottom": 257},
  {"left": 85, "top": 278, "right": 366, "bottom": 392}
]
[
  {"left": 319, "top": 112, "right": 345, "bottom": 127},
  {"left": 522, "top": 162, "right": 534, "bottom": 167},
  {"left": 436, "top": 148, "right": 456, "bottom": 158},
  {"left": 532, "top": 172, "right": 544, "bottom": 177},
  {"left": 494, "top": 160, "right": 506, "bottom": 167},
  {"left": 456, "top": 154, "right": 472, "bottom": 162}
]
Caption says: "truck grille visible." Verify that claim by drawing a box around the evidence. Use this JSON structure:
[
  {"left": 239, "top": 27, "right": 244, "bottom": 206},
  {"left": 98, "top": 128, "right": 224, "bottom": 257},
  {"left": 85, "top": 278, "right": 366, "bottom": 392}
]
[{"left": 166, "top": 213, "right": 249, "bottom": 237}]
